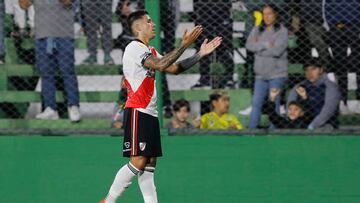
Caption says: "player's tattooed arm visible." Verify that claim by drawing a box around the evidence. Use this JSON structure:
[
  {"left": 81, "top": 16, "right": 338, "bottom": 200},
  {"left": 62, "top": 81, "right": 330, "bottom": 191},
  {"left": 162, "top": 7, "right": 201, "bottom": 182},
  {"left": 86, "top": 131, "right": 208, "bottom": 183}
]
[
  {"left": 164, "top": 36, "right": 222, "bottom": 74},
  {"left": 143, "top": 26, "right": 203, "bottom": 71},
  {"left": 143, "top": 45, "right": 188, "bottom": 71}
]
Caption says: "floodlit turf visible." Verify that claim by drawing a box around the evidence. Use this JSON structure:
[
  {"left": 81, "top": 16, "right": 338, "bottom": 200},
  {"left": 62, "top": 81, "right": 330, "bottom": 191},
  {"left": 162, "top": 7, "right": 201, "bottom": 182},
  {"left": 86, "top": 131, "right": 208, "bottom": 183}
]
[{"left": 1, "top": 135, "right": 360, "bottom": 203}]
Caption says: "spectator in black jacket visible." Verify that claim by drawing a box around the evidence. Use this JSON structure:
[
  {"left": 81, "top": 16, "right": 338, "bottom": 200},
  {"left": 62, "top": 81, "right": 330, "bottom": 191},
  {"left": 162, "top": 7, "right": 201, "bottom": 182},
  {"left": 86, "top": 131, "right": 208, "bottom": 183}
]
[
  {"left": 268, "top": 88, "right": 314, "bottom": 129},
  {"left": 287, "top": 59, "right": 340, "bottom": 129}
]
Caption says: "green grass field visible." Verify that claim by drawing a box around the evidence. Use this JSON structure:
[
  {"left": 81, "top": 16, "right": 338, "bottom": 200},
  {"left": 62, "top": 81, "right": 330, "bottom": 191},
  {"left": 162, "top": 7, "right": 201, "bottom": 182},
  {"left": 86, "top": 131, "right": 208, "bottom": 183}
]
[{"left": 1, "top": 135, "right": 360, "bottom": 203}]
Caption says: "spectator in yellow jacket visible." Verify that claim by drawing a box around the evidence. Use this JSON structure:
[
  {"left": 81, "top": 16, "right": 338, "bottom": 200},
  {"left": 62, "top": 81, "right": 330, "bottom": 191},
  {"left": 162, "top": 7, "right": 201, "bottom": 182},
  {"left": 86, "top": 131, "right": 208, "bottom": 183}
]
[{"left": 200, "top": 90, "right": 243, "bottom": 130}]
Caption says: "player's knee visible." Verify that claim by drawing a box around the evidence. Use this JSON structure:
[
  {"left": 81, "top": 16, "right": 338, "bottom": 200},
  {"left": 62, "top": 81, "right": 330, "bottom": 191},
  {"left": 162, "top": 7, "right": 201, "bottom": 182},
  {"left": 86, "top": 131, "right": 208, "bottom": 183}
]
[{"left": 129, "top": 156, "right": 149, "bottom": 170}]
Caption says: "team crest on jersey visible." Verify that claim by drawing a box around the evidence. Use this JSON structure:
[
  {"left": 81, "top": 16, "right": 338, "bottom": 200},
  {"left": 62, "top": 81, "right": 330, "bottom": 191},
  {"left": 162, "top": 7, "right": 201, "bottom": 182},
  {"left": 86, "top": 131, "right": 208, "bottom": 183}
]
[
  {"left": 124, "top": 142, "right": 131, "bottom": 149},
  {"left": 139, "top": 142, "right": 147, "bottom": 151}
]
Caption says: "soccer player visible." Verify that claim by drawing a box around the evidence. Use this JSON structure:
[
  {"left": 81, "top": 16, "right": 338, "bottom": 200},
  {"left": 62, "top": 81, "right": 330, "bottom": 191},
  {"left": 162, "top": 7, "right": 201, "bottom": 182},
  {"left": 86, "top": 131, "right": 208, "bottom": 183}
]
[{"left": 100, "top": 10, "right": 222, "bottom": 203}]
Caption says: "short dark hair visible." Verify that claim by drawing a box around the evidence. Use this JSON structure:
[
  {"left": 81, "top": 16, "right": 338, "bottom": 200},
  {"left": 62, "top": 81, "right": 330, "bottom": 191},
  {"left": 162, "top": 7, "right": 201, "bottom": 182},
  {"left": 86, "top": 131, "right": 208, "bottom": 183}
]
[
  {"left": 209, "top": 90, "right": 229, "bottom": 102},
  {"left": 304, "top": 58, "right": 324, "bottom": 70},
  {"left": 173, "top": 99, "right": 190, "bottom": 112},
  {"left": 127, "top": 10, "right": 148, "bottom": 35},
  {"left": 288, "top": 101, "right": 304, "bottom": 110}
]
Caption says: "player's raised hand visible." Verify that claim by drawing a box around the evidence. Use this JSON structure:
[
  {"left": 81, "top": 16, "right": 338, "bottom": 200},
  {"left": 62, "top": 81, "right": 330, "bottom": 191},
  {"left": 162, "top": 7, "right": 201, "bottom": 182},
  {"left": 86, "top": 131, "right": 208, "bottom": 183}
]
[
  {"left": 270, "top": 88, "right": 280, "bottom": 102},
  {"left": 198, "top": 37, "right": 223, "bottom": 57},
  {"left": 181, "top": 25, "right": 203, "bottom": 47}
]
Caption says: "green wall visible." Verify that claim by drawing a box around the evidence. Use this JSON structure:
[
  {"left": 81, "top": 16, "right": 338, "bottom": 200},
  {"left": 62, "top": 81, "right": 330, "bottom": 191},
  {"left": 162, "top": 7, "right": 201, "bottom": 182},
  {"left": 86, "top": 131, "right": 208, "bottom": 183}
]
[{"left": 1, "top": 136, "right": 360, "bottom": 203}]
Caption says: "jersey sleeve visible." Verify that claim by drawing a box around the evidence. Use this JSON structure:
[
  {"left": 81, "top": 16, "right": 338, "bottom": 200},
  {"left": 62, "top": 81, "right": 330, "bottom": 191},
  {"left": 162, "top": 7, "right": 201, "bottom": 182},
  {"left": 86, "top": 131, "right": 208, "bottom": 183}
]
[
  {"left": 200, "top": 114, "right": 208, "bottom": 129},
  {"left": 128, "top": 42, "right": 152, "bottom": 67}
]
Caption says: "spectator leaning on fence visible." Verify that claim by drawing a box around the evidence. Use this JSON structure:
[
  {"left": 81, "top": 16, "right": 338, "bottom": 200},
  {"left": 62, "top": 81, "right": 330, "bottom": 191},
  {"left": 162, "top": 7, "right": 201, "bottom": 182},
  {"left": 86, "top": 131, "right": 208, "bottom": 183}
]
[
  {"left": 245, "top": 4, "right": 288, "bottom": 129},
  {"left": 166, "top": 99, "right": 194, "bottom": 129},
  {"left": 268, "top": 88, "right": 314, "bottom": 129},
  {"left": 20, "top": 0, "right": 81, "bottom": 122},
  {"left": 287, "top": 59, "right": 340, "bottom": 130},
  {"left": 199, "top": 90, "right": 243, "bottom": 130}
]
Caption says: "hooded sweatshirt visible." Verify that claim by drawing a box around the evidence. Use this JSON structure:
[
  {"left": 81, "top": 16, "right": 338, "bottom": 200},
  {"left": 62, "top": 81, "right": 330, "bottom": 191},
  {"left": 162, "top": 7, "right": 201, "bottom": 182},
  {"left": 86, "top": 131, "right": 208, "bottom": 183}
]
[
  {"left": 246, "top": 25, "right": 288, "bottom": 80},
  {"left": 287, "top": 74, "right": 340, "bottom": 129}
]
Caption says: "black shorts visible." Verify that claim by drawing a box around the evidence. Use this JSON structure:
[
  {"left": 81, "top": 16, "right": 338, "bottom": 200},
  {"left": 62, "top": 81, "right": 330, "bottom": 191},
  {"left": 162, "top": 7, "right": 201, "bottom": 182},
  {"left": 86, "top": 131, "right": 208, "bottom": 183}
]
[{"left": 123, "top": 108, "right": 162, "bottom": 157}]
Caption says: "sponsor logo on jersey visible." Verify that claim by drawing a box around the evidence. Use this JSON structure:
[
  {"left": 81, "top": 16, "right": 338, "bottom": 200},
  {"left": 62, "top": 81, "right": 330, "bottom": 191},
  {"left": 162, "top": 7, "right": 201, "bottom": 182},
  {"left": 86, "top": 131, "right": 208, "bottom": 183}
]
[
  {"left": 139, "top": 142, "right": 147, "bottom": 151},
  {"left": 124, "top": 142, "right": 131, "bottom": 149}
]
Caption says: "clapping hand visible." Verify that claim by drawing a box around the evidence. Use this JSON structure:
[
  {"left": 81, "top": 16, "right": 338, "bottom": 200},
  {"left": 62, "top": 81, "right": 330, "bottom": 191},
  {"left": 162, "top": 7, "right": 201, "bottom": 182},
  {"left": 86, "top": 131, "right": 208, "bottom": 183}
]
[
  {"left": 181, "top": 25, "right": 204, "bottom": 47},
  {"left": 198, "top": 37, "right": 223, "bottom": 57}
]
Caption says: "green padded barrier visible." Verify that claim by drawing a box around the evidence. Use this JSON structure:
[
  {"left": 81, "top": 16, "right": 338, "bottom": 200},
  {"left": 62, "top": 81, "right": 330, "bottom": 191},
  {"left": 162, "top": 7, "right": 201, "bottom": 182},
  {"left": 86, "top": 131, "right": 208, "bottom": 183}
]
[{"left": 1, "top": 136, "right": 360, "bottom": 203}]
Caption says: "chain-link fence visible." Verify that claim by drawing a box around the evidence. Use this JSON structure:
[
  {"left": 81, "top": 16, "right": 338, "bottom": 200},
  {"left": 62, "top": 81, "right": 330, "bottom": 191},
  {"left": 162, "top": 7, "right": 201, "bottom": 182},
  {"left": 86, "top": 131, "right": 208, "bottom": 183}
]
[{"left": 0, "top": 0, "right": 359, "bottom": 135}]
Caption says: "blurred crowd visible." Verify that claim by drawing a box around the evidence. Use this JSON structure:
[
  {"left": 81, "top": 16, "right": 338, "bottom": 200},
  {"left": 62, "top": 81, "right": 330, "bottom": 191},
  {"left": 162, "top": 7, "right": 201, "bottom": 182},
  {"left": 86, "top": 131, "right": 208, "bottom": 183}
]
[{"left": 0, "top": 0, "right": 360, "bottom": 130}]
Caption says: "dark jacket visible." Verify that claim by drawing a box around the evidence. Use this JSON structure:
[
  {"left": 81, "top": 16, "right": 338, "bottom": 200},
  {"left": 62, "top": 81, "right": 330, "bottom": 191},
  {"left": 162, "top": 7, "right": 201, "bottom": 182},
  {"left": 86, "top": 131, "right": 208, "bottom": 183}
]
[
  {"left": 299, "top": 0, "right": 325, "bottom": 26},
  {"left": 325, "top": 0, "right": 360, "bottom": 28},
  {"left": 268, "top": 100, "right": 314, "bottom": 129},
  {"left": 287, "top": 74, "right": 340, "bottom": 129}
]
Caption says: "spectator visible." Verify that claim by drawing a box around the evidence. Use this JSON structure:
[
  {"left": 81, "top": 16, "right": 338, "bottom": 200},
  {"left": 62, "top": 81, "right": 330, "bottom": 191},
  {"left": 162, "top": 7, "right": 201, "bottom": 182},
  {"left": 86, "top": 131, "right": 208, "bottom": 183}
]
[
  {"left": 291, "top": 0, "right": 330, "bottom": 65},
  {"left": 191, "top": 0, "right": 235, "bottom": 89},
  {"left": 268, "top": 88, "right": 314, "bottom": 129},
  {"left": 20, "top": 0, "right": 81, "bottom": 122},
  {"left": 0, "top": 1, "right": 5, "bottom": 64},
  {"left": 287, "top": 59, "right": 340, "bottom": 129},
  {"left": 114, "top": 0, "right": 142, "bottom": 50},
  {"left": 245, "top": 4, "right": 288, "bottom": 129},
  {"left": 199, "top": 90, "right": 243, "bottom": 130},
  {"left": 11, "top": 1, "right": 34, "bottom": 37},
  {"left": 166, "top": 99, "right": 194, "bottom": 129},
  {"left": 81, "top": 0, "right": 114, "bottom": 65},
  {"left": 325, "top": 0, "right": 360, "bottom": 114}
]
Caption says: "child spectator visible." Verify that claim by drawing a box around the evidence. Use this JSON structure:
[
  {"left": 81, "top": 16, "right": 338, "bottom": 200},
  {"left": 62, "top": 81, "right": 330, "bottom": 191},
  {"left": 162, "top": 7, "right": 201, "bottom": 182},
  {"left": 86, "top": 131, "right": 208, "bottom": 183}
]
[
  {"left": 268, "top": 88, "right": 314, "bottom": 129},
  {"left": 287, "top": 59, "right": 341, "bottom": 129},
  {"left": 200, "top": 91, "right": 243, "bottom": 130},
  {"left": 166, "top": 99, "right": 193, "bottom": 129}
]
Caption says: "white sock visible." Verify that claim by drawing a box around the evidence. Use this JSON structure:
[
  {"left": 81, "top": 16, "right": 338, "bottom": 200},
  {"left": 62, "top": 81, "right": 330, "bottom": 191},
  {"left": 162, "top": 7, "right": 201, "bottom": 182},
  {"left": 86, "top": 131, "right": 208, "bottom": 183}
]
[
  {"left": 105, "top": 162, "right": 140, "bottom": 203},
  {"left": 138, "top": 166, "right": 158, "bottom": 203}
]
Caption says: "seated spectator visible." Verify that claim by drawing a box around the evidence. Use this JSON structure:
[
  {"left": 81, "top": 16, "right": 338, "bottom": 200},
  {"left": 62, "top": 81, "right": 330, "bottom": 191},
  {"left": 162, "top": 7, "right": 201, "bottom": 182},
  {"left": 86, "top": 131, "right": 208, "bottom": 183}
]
[
  {"left": 268, "top": 88, "right": 314, "bottom": 129},
  {"left": 166, "top": 99, "right": 193, "bottom": 129},
  {"left": 287, "top": 59, "right": 341, "bottom": 129},
  {"left": 199, "top": 91, "right": 243, "bottom": 130}
]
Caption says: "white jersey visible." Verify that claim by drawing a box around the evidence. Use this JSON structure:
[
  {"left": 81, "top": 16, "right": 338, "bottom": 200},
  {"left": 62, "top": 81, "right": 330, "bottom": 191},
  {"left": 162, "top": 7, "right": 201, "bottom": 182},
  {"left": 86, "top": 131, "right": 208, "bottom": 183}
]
[{"left": 123, "top": 40, "right": 160, "bottom": 117}]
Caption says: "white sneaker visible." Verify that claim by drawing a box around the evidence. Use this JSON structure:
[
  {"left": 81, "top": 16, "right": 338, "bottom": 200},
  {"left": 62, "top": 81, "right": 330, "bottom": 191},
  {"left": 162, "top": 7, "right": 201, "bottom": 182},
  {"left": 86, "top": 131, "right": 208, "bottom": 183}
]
[
  {"left": 68, "top": 106, "right": 81, "bottom": 122},
  {"left": 36, "top": 107, "right": 59, "bottom": 120},
  {"left": 239, "top": 106, "right": 252, "bottom": 115},
  {"left": 339, "top": 101, "right": 351, "bottom": 115}
]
